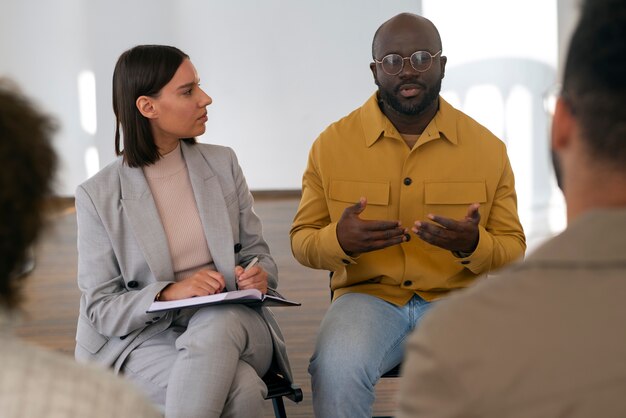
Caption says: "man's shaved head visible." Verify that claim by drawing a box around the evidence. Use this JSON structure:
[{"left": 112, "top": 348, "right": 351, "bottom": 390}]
[{"left": 372, "top": 13, "right": 442, "bottom": 59}]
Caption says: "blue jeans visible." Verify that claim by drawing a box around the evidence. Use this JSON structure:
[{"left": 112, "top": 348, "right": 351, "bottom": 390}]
[{"left": 309, "top": 292, "right": 432, "bottom": 418}]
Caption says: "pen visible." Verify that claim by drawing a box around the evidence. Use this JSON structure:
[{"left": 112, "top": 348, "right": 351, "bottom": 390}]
[
  {"left": 244, "top": 256, "right": 259, "bottom": 272},
  {"left": 237, "top": 257, "right": 259, "bottom": 290}
]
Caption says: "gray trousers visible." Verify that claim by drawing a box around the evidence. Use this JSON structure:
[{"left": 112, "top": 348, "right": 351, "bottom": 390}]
[{"left": 121, "top": 304, "right": 273, "bottom": 418}]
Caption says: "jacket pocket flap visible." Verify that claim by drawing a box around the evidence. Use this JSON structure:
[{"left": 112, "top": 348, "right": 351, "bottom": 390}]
[
  {"left": 425, "top": 182, "right": 487, "bottom": 204},
  {"left": 76, "top": 319, "right": 109, "bottom": 354},
  {"left": 329, "top": 180, "right": 390, "bottom": 205}
]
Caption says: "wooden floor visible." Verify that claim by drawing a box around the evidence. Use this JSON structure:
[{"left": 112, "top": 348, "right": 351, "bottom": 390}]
[{"left": 15, "top": 196, "right": 398, "bottom": 418}]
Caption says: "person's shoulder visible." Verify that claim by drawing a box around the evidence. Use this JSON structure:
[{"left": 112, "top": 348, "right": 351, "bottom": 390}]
[
  {"left": 416, "top": 261, "right": 530, "bottom": 342},
  {"left": 78, "top": 155, "right": 123, "bottom": 192},
  {"left": 440, "top": 98, "right": 505, "bottom": 148},
  {"left": 425, "top": 214, "right": 626, "bottom": 333},
  {"left": 317, "top": 94, "right": 376, "bottom": 143},
  {"left": 1, "top": 337, "right": 160, "bottom": 417},
  {"left": 523, "top": 209, "right": 626, "bottom": 264},
  {"left": 326, "top": 106, "right": 364, "bottom": 131}
]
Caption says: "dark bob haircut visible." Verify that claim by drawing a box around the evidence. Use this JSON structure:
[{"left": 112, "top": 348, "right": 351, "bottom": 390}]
[
  {"left": 0, "top": 80, "right": 57, "bottom": 310},
  {"left": 113, "top": 45, "right": 196, "bottom": 168}
]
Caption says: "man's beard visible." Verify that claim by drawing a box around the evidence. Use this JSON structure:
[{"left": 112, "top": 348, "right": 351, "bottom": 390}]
[{"left": 379, "top": 78, "right": 442, "bottom": 116}]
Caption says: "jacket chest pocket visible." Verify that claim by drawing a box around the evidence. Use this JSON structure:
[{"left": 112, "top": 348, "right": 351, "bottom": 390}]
[
  {"left": 329, "top": 180, "right": 390, "bottom": 220},
  {"left": 424, "top": 181, "right": 487, "bottom": 220}
]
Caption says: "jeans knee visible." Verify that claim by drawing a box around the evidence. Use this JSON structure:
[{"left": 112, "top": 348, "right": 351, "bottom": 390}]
[{"left": 309, "top": 348, "right": 372, "bottom": 386}]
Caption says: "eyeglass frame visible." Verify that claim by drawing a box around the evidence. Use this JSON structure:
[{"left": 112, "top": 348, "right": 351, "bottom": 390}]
[{"left": 373, "top": 50, "right": 442, "bottom": 75}]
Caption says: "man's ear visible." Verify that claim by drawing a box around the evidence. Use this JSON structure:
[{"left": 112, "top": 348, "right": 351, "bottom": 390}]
[
  {"left": 370, "top": 62, "right": 380, "bottom": 86},
  {"left": 440, "top": 55, "right": 447, "bottom": 79},
  {"left": 551, "top": 97, "right": 575, "bottom": 152},
  {"left": 136, "top": 96, "right": 158, "bottom": 119}
]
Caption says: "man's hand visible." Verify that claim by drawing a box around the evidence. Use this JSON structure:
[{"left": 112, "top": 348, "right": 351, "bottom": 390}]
[
  {"left": 412, "top": 203, "right": 481, "bottom": 253},
  {"left": 337, "top": 197, "right": 407, "bottom": 256},
  {"left": 158, "top": 269, "right": 226, "bottom": 301}
]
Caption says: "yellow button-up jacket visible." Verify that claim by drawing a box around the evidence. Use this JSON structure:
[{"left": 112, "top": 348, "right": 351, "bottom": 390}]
[{"left": 290, "top": 94, "right": 526, "bottom": 304}]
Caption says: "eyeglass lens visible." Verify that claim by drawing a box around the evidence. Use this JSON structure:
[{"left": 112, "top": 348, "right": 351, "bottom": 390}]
[{"left": 382, "top": 51, "right": 435, "bottom": 75}]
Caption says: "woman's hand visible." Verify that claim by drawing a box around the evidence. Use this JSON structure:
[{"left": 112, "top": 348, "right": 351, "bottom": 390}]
[
  {"left": 158, "top": 269, "right": 226, "bottom": 301},
  {"left": 235, "top": 263, "right": 268, "bottom": 294}
]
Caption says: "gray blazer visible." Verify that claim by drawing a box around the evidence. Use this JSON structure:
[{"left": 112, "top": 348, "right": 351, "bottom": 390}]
[{"left": 74, "top": 141, "right": 292, "bottom": 382}]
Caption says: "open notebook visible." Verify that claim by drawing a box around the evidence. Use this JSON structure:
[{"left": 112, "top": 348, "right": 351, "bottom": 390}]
[{"left": 146, "top": 288, "right": 300, "bottom": 313}]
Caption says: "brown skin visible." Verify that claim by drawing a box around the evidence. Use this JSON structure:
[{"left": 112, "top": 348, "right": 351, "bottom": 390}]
[
  {"left": 337, "top": 13, "right": 479, "bottom": 256},
  {"left": 412, "top": 204, "right": 481, "bottom": 253},
  {"left": 337, "top": 197, "right": 407, "bottom": 256},
  {"left": 370, "top": 13, "right": 446, "bottom": 137}
]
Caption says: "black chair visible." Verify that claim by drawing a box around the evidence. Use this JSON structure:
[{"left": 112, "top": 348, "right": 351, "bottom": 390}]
[
  {"left": 381, "top": 363, "right": 401, "bottom": 379},
  {"left": 263, "top": 369, "right": 303, "bottom": 418}
]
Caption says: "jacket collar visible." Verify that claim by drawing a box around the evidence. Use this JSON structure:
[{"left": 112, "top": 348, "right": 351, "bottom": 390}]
[
  {"left": 181, "top": 142, "right": 237, "bottom": 290},
  {"left": 361, "top": 92, "right": 459, "bottom": 148},
  {"left": 117, "top": 142, "right": 237, "bottom": 290}
]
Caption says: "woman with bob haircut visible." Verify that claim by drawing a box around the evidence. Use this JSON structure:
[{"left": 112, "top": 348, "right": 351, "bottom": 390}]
[{"left": 74, "top": 44, "right": 292, "bottom": 418}]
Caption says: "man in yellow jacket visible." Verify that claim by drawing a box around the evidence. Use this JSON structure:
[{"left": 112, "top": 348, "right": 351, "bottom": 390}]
[{"left": 290, "top": 12, "right": 526, "bottom": 418}]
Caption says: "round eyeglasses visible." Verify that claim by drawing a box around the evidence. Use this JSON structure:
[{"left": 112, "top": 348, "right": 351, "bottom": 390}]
[{"left": 374, "top": 50, "right": 442, "bottom": 75}]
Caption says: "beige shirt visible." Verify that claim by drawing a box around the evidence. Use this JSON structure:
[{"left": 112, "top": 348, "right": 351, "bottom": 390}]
[
  {"left": 398, "top": 208, "right": 626, "bottom": 417},
  {"left": 143, "top": 142, "right": 214, "bottom": 281},
  {"left": 1, "top": 312, "right": 160, "bottom": 418}
]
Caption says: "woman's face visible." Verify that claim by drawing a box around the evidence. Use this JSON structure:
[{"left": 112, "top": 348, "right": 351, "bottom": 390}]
[{"left": 147, "top": 59, "right": 212, "bottom": 151}]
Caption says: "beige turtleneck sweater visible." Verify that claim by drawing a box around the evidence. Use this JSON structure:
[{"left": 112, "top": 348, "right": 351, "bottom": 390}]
[{"left": 143, "top": 143, "right": 215, "bottom": 281}]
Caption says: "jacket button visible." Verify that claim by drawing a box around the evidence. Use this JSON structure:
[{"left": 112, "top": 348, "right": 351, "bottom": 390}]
[
  {"left": 234, "top": 243, "right": 242, "bottom": 253},
  {"left": 403, "top": 280, "right": 413, "bottom": 286},
  {"left": 127, "top": 281, "right": 138, "bottom": 288},
  {"left": 403, "top": 177, "right": 412, "bottom": 186},
  {"left": 404, "top": 233, "right": 411, "bottom": 242}
]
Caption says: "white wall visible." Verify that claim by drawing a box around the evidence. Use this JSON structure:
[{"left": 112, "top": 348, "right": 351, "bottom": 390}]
[
  {"left": 422, "top": 0, "right": 564, "bottom": 250},
  {"left": 1, "top": 0, "right": 582, "bottom": 250},
  {"left": 0, "top": 0, "right": 420, "bottom": 194}
]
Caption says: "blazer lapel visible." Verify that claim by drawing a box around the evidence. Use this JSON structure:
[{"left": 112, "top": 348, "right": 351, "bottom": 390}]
[
  {"left": 182, "top": 143, "right": 237, "bottom": 290},
  {"left": 119, "top": 163, "right": 175, "bottom": 282}
]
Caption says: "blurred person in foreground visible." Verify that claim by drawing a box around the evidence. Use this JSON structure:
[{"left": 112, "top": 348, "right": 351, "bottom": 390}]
[
  {"left": 398, "top": 1, "right": 626, "bottom": 416},
  {"left": 290, "top": 12, "right": 525, "bottom": 417},
  {"left": 0, "top": 80, "right": 160, "bottom": 417}
]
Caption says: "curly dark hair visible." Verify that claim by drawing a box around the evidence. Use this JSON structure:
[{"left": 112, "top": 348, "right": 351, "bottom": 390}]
[{"left": 0, "top": 80, "right": 58, "bottom": 310}]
